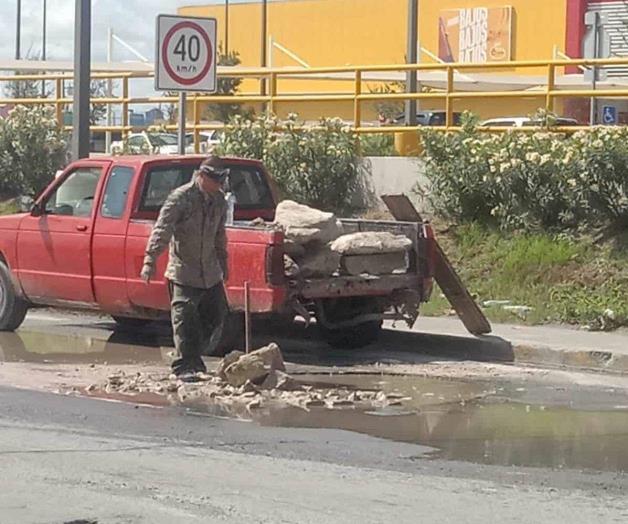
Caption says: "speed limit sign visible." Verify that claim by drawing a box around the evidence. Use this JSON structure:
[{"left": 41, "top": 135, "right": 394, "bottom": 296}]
[{"left": 155, "top": 15, "right": 217, "bottom": 92}]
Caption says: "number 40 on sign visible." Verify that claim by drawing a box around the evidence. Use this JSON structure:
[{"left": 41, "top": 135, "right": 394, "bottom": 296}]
[{"left": 155, "top": 15, "right": 217, "bottom": 93}]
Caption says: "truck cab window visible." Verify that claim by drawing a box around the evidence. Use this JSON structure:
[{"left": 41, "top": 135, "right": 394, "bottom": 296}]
[
  {"left": 101, "top": 166, "right": 134, "bottom": 218},
  {"left": 44, "top": 167, "right": 102, "bottom": 217},
  {"left": 138, "top": 163, "right": 274, "bottom": 214}
]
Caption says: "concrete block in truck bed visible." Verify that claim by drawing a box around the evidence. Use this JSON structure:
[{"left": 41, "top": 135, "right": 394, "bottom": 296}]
[
  {"left": 331, "top": 231, "right": 412, "bottom": 255},
  {"left": 274, "top": 200, "right": 342, "bottom": 245},
  {"left": 341, "top": 252, "right": 408, "bottom": 276}
]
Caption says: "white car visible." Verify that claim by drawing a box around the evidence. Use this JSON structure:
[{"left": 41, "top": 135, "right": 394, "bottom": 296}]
[
  {"left": 185, "top": 131, "right": 222, "bottom": 153},
  {"left": 480, "top": 117, "right": 579, "bottom": 127},
  {"left": 110, "top": 132, "right": 181, "bottom": 155}
]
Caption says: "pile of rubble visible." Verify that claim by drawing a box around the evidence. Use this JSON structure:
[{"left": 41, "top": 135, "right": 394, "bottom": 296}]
[
  {"left": 273, "top": 200, "right": 412, "bottom": 278},
  {"left": 95, "top": 343, "right": 410, "bottom": 415}
]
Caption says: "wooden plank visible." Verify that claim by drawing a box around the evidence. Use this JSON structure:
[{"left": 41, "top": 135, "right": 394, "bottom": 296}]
[{"left": 381, "top": 194, "right": 492, "bottom": 336}]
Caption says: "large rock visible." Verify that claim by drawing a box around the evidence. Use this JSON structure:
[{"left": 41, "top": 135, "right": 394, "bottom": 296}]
[
  {"left": 330, "top": 231, "right": 412, "bottom": 255},
  {"left": 221, "top": 343, "right": 286, "bottom": 387},
  {"left": 223, "top": 354, "right": 268, "bottom": 387},
  {"left": 216, "top": 350, "right": 244, "bottom": 379},
  {"left": 275, "top": 200, "right": 341, "bottom": 245},
  {"left": 342, "top": 252, "right": 408, "bottom": 276}
]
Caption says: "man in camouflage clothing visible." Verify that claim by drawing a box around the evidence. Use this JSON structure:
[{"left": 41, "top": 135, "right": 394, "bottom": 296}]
[{"left": 141, "top": 156, "right": 229, "bottom": 376}]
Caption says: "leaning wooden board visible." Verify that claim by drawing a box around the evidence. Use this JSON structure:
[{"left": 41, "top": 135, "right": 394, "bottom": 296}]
[{"left": 381, "top": 194, "right": 492, "bottom": 336}]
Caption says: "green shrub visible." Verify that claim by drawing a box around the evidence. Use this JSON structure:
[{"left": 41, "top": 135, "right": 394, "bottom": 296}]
[
  {"left": 419, "top": 114, "right": 628, "bottom": 231},
  {"left": 0, "top": 105, "right": 68, "bottom": 197},
  {"left": 360, "top": 133, "right": 397, "bottom": 156},
  {"left": 218, "top": 113, "right": 365, "bottom": 214}
]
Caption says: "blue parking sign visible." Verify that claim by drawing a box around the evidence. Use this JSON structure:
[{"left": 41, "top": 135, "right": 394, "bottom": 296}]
[{"left": 602, "top": 106, "right": 617, "bottom": 125}]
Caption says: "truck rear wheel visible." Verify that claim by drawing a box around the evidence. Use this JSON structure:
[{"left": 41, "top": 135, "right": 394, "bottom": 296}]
[
  {"left": 0, "top": 261, "right": 28, "bottom": 331},
  {"left": 316, "top": 297, "right": 384, "bottom": 349}
]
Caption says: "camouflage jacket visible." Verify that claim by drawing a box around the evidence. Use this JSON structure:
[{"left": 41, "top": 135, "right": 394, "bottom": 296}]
[{"left": 144, "top": 179, "right": 228, "bottom": 289}]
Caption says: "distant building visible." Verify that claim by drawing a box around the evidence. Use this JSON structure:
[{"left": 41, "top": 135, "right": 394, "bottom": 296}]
[
  {"left": 145, "top": 107, "right": 165, "bottom": 125},
  {"left": 129, "top": 111, "right": 145, "bottom": 127}
]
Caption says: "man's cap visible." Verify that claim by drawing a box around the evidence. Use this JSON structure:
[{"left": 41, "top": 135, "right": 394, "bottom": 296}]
[{"left": 199, "top": 155, "right": 229, "bottom": 181}]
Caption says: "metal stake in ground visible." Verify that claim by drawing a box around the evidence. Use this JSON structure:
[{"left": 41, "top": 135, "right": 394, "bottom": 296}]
[{"left": 244, "top": 281, "right": 251, "bottom": 353}]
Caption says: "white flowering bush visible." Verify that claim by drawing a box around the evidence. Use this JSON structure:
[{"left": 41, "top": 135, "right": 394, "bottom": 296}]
[
  {"left": 0, "top": 105, "right": 68, "bottom": 196},
  {"left": 420, "top": 114, "right": 628, "bottom": 230},
  {"left": 217, "top": 113, "right": 364, "bottom": 214}
]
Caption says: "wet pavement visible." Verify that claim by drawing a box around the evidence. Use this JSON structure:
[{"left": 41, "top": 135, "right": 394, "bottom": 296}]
[{"left": 2, "top": 313, "right": 628, "bottom": 476}]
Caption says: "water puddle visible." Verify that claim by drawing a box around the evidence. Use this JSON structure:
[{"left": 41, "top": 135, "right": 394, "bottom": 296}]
[
  {"left": 241, "top": 373, "right": 628, "bottom": 473},
  {"left": 0, "top": 330, "right": 170, "bottom": 365}
]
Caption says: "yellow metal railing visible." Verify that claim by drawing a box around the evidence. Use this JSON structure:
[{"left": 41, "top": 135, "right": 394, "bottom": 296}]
[{"left": 3, "top": 57, "right": 628, "bottom": 152}]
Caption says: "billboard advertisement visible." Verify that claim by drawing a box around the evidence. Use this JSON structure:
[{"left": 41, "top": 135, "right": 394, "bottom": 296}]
[{"left": 438, "top": 6, "right": 513, "bottom": 63}]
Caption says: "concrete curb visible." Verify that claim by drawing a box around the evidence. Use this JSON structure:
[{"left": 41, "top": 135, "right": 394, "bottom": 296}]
[
  {"left": 386, "top": 318, "right": 628, "bottom": 375},
  {"left": 512, "top": 343, "right": 628, "bottom": 374}
]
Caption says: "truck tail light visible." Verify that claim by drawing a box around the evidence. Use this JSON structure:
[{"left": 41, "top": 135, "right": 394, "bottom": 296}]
[{"left": 266, "top": 246, "right": 285, "bottom": 286}]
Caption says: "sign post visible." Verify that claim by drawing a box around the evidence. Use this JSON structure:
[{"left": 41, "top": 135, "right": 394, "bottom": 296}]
[
  {"left": 602, "top": 105, "right": 617, "bottom": 125},
  {"left": 155, "top": 15, "right": 218, "bottom": 154}
]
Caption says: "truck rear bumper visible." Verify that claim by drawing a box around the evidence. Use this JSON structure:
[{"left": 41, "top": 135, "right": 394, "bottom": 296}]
[{"left": 298, "top": 273, "right": 420, "bottom": 299}]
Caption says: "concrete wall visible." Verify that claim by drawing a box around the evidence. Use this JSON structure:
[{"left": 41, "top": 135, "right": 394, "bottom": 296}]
[{"left": 362, "top": 156, "right": 431, "bottom": 213}]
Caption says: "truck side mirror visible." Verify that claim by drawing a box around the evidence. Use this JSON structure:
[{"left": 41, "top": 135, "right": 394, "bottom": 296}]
[{"left": 30, "top": 202, "right": 43, "bottom": 217}]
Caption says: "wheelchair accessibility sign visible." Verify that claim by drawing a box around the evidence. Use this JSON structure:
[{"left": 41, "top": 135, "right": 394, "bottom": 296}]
[{"left": 602, "top": 106, "right": 617, "bottom": 125}]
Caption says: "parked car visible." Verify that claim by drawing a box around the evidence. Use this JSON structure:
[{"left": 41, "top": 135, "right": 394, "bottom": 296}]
[
  {"left": 480, "top": 117, "right": 579, "bottom": 127},
  {"left": 110, "top": 132, "right": 180, "bottom": 155},
  {"left": 0, "top": 155, "right": 437, "bottom": 352},
  {"left": 392, "top": 111, "right": 463, "bottom": 126},
  {"left": 185, "top": 131, "right": 222, "bottom": 153}
]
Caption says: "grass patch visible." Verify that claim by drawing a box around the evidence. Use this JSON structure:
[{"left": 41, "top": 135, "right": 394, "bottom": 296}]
[
  {"left": 425, "top": 223, "right": 628, "bottom": 330},
  {"left": 0, "top": 198, "right": 20, "bottom": 215}
]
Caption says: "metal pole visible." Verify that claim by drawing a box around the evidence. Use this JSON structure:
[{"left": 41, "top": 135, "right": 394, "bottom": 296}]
[
  {"left": 260, "top": 0, "right": 268, "bottom": 97},
  {"left": 16, "top": 0, "right": 22, "bottom": 60},
  {"left": 106, "top": 27, "right": 113, "bottom": 153},
  {"left": 42, "top": 0, "right": 47, "bottom": 97},
  {"left": 589, "top": 12, "right": 600, "bottom": 126},
  {"left": 244, "top": 281, "right": 251, "bottom": 353},
  {"left": 178, "top": 92, "right": 187, "bottom": 155},
  {"left": 72, "top": 0, "right": 91, "bottom": 160},
  {"left": 405, "top": 0, "right": 418, "bottom": 126},
  {"left": 225, "top": 0, "right": 230, "bottom": 55}
]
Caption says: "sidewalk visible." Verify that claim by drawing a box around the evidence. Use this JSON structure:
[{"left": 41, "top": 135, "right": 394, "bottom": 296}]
[{"left": 387, "top": 317, "right": 628, "bottom": 374}]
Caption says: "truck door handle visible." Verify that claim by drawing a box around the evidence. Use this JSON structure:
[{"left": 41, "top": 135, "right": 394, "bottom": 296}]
[{"left": 76, "top": 225, "right": 88, "bottom": 232}]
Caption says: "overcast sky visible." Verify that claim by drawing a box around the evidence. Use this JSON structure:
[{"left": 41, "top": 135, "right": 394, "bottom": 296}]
[{"left": 1, "top": 0, "right": 258, "bottom": 63}]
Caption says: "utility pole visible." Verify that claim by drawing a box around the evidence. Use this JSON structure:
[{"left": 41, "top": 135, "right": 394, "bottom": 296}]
[
  {"left": 589, "top": 11, "right": 600, "bottom": 126},
  {"left": 405, "top": 0, "right": 418, "bottom": 126},
  {"left": 260, "top": 0, "right": 268, "bottom": 97},
  {"left": 72, "top": 0, "right": 92, "bottom": 160},
  {"left": 42, "top": 0, "right": 47, "bottom": 96},
  {"left": 106, "top": 28, "right": 113, "bottom": 154},
  {"left": 225, "top": 0, "right": 230, "bottom": 54},
  {"left": 16, "top": 0, "right": 22, "bottom": 60}
]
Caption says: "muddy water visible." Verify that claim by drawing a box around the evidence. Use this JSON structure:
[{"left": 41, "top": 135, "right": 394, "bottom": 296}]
[
  {"left": 0, "top": 330, "right": 171, "bottom": 364},
  {"left": 252, "top": 374, "right": 628, "bottom": 473}
]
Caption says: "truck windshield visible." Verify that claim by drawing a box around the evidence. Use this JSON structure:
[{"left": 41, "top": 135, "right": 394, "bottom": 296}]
[{"left": 139, "top": 163, "right": 274, "bottom": 213}]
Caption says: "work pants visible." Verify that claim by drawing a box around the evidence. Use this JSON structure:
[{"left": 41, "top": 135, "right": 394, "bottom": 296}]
[{"left": 169, "top": 281, "right": 227, "bottom": 375}]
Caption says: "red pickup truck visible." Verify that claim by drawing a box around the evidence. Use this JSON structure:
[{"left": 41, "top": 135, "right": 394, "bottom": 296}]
[{"left": 0, "top": 155, "right": 436, "bottom": 353}]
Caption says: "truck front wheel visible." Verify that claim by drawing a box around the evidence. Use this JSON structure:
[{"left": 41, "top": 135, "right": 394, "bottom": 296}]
[
  {"left": 316, "top": 297, "right": 384, "bottom": 349},
  {"left": 0, "top": 261, "right": 28, "bottom": 331}
]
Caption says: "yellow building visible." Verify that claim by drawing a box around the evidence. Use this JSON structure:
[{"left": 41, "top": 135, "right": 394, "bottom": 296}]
[{"left": 178, "top": 0, "right": 587, "bottom": 122}]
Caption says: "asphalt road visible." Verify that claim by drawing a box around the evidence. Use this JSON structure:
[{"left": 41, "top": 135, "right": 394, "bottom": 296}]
[{"left": 1, "top": 310, "right": 628, "bottom": 523}]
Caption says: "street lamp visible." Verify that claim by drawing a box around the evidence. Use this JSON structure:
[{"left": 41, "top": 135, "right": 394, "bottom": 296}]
[
  {"left": 72, "top": 0, "right": 92, "bottom": 160},
  {"left": 260, "top": 0, "right": 268, "bottom": 97},
  {"left": 225, "top": 0, "right": 230, "bottom": 54},
  {"left": 405, "top": 0, "right": 418, "bottom": 126}
]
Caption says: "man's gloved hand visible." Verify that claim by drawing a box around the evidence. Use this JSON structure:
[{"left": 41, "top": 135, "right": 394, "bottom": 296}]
[{"left": 140, "top": 263, "right": 155, "bottom": 283}]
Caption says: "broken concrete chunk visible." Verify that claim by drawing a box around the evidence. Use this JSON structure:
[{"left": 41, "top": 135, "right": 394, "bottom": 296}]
[
  {"left": 330, "top": 232, "right": 412, "bottom": 255},
  {"left": 261, "top": 369, "right": 300, "bottom": 391},
  {"left": 342, "top": 251, "right": 408, "bottom": 276},
  {"left": 284, "top": 254, "right": 301, "bottom": 278},
  {"left": 274, "top": 200, "right": 341, "bottom": 245},
  {"left": 249, "top": 343, "right": 286, "bottom": 372},
  {"left": 217, "top": 350, "right": 244, "bottom": 379},
  {"left": 223, "top": 355, "right": 268, "bottom": 387}
]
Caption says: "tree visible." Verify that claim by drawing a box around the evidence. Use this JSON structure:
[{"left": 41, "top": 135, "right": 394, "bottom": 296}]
[
  {"left": 205, "top": 47, "right": 249, "bottom": 123},
  {"left": 89, "top": 79, "right": 110, "bottom": 125},
  {"left": 4, "top": 52, "right": 50, "bottom": 100}
]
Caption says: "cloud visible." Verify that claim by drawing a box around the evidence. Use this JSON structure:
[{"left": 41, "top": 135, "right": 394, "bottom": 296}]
[{"left": 1, "top": 0, "right": 226, "bottom": 62}]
